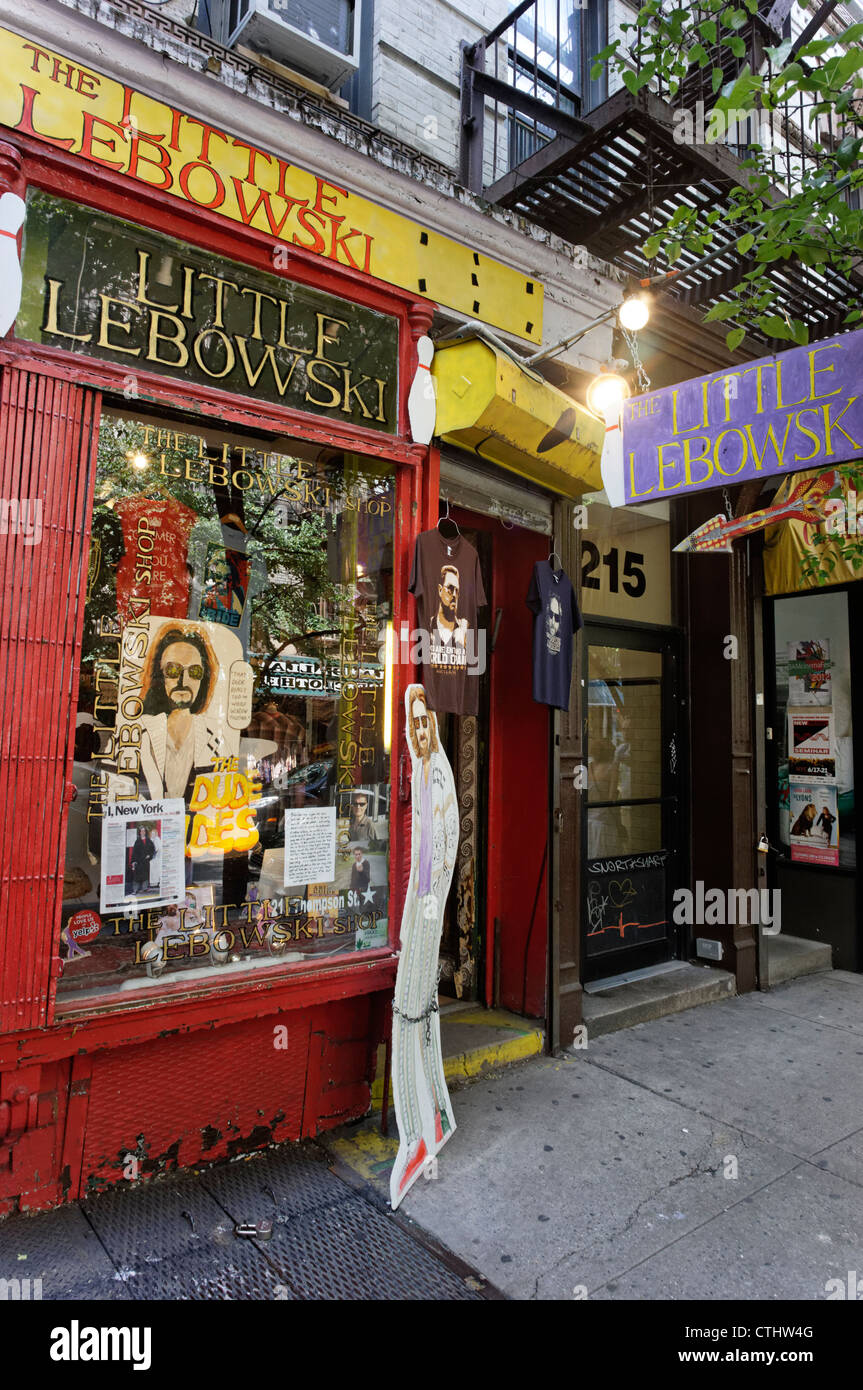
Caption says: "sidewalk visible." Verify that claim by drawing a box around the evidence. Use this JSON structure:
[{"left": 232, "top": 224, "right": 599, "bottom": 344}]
[
  {"left": 374, "top": 970, "right": 863, "bottom": 1300},
  {"left": 1, "top": 971, "right": 860, "bottom": 1301}
]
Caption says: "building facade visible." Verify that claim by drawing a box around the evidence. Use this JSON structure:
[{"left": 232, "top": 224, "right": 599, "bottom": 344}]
[{"left": 0, "top": 0, "right": 858, "bottom": 1213}]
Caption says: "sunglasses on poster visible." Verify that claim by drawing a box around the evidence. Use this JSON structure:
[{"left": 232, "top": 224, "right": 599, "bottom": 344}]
[{"left": 162, "top": 661, "right": 204, "bottom": 680}]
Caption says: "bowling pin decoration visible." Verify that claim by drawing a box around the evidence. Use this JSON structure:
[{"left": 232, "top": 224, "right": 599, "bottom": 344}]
[
  {"left": 0, "top": 192, "right": 24, "bottom": 339},
  {"left": 599, "top": 401, "right": 626, "bottom": 508},
  {"left": 407, "top": 335, "right": 436, "bottom": 445}
]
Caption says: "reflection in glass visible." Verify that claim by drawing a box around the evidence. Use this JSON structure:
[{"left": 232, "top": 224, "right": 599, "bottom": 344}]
[
  {"left": 588, "top": 647, "right": 662, "bottom": 805},
  {"left": 587, "top": 804, "right": 663, "bottom": 859}
]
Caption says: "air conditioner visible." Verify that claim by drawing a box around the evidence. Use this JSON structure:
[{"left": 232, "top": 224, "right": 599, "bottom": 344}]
[{"left": 225, "top": 0, "right": 360, "bottom": 90}]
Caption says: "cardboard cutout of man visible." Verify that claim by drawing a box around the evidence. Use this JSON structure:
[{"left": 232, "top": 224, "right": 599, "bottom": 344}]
[{"left": 390, "top": 684, "right": 459, "bottom": 1208}]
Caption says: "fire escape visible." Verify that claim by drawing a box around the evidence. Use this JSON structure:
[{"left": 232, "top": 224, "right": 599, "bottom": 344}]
[{"left": 459, "top": 0, "right": 862, "bottom": 349}]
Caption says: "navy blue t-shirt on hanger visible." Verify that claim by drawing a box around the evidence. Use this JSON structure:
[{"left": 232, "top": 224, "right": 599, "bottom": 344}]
[{"left": 526, "top": 557, "right": 582, "bottom": 711}]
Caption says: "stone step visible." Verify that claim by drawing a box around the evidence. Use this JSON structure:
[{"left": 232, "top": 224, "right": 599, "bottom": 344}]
[
  {"left": 581, "top": 962, "right": 736, "bottom": 1040},
  {"left": 766, "top": 933, "right": 833, "bottom": 986},
  {"left": 370, "top": 1007, "right": 544, "bottom": 1107}
]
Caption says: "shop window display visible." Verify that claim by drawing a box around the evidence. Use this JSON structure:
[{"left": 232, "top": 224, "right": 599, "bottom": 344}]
[
  {"left": 772, "top": 590, "right": 855, "bottom": 870},
  {"left": 60, "top": 410, "right": 394, "bottom": 998}
]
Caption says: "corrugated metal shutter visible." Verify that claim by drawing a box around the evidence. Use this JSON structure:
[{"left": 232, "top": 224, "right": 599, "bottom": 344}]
[
  {"left": 440, "top": 451, "right": 552, "bottom": 535},
  {"left": 0, "top": 367, "right": 100, "bottom": 1033}
]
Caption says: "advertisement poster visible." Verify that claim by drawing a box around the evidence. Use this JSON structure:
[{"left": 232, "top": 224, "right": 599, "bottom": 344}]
[
  {"left": 789, "top": 782, "right": 840, "bottom": 866},
  {"left": 787, "top": 639, "right": 832, "bottom": 705},
  {"left": 197, "top": 543, "right": 250, "bottom": 630},
  {"left": 114, "top": 615, "right": 251, "bottom": 804},
  {"left": 789, "top": 711, "right": 833, "bottom": 767},
  {"left": 100, "top": 798, "right": 186, "bottom": 912}
]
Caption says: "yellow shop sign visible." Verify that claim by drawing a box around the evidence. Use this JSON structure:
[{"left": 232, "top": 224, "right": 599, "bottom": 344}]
[{"left": 0, "top": 24, "right": 542, "bottom": 342}]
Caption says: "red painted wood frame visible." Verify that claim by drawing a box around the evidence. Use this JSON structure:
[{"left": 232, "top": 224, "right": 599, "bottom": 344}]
[{"left": 0, "top": 134, "right": 436, "bottom": 1048}]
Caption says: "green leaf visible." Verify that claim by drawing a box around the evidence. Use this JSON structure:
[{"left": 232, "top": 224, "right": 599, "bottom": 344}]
[
  {"left": 622, "top": 69, "right": 640, "bottom": 94},
  {"left": 592, "top": 42, "right": 620, "bottom": 62},
  {"left": 727, "top": 326, "right": 746, "bottom": 351},
  {"left": 736, "top": 231, "right": 755, "bottom": 254},
  {"left": 770, "top": 61, "right": 804, "bottom": 92},
  {"left": 845, "top": 309, "right": 863, "bottom": 323},
  {"left": 759, "top": 314, "right": 793, "bottom": 340},
  {"left": 725, "top": 35, "right": 746, "bottom": 56},
  {"left": 764, "top": 38, "right": 793, "bottom": 66},
  {"left": 712, "top": 66, "right": 723, "bottom": 94},
  {"left": 667, "top": 240, "right": 682, "bottom": 264},
  {"left": 717, "top": 67, "right": 759, "bottom": 108},
  {"left": 795, "top": 37, "right": 838, "bottom": 58},
  {"left": 704, "top": 300, "right": 739, "bottom": 321},
  {"left": 796, "top": 245, "right": 833, "bottom": 267},
  {"left": 836, "top": 134, "right": 863, "bottom": 170},
  {"left": 833, "top": 50, "right": 863, "bottom": 88},
  {"left": 698, "top": 19, "right": 718, "bottom": 41}
]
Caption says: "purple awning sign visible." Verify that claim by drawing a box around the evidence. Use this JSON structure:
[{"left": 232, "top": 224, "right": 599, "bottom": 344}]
[{"left": 605, "top": 330, "right": 863, "bottom": 506}]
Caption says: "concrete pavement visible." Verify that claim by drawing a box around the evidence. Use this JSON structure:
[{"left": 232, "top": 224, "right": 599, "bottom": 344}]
[
  {"left": 340, "top": 970, "right": 863, "bottom": 1300},
  {"left": 2, "top": 971, "right": 861, "bottom": 1302}
]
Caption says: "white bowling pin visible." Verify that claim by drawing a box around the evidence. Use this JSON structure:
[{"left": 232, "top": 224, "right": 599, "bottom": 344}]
[
  {"left": 599, "top": 401, "right": 626, "bottom": 508},
  {"left": 0, "top": 192, "right": 25, "bottom": 339},
  {"left": 407, "top": 334, "right": 436, "bottom": 445}
]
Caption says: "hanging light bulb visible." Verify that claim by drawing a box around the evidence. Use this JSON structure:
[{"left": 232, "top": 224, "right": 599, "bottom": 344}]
[
  {"left": 618, "top": 293, "right": 650, "bottom": 332},
  {"left": 586, "top": 368, "right": 630, "bottom": 419}
]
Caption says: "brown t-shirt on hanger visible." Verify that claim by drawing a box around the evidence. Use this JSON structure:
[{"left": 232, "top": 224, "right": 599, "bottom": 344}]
[{"left": 408, "top": 528, "right": 487, "bottom": 716}]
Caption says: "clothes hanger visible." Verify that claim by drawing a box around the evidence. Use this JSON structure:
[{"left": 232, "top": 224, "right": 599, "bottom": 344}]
[
  {"left": 437, "top": 496, "right": 461, "bottom": 539},
  {"left": 547, "top": 549, "right": 563, "bottom": 576}
]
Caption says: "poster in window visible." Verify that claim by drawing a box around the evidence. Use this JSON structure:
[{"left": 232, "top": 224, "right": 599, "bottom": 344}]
[
  {"left": 100, "top": 799, "right": 185, "bottom": 913},
  {"left": 787, "top": 639, "right": 832, "bottom": 706},
  {"left": 197, "top": 543, "right": 250, "bottom": 630},
  {"left": 787, "top": 710, "right": 836, "bottom": 781},
  {"left": 114, "top": 615, "right": 250, "bottom": 803},
  {"left": 789, "top": 782, "right": 839, "bottom": 866}
]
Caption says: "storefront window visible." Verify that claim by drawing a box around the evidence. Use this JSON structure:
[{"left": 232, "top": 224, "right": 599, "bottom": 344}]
[
  {"left": 60, "top": 409, "right": 394, "bottom": 999},
  {"left": 772, "top": 590, "right": 855, "bottom": 870}
]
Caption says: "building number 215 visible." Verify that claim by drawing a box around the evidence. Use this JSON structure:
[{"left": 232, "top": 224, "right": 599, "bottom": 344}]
[{"left": 581, "top": 544, "right": 646, "bottom": 597}]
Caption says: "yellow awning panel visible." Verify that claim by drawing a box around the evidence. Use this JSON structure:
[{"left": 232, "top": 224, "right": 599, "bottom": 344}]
[{"left": 432, "top": 338, "right": 604, "bottom": 499}]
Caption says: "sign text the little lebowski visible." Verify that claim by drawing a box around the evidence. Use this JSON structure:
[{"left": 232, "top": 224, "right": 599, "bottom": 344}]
[
  {"left": 0, "top": 23, "right": 542, "bottom": 342},
  {"left": 621, "top": 330, "right": 863, "bottom": 504}
]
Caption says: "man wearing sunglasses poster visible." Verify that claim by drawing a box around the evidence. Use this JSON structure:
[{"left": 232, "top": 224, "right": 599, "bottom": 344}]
[{"left": 138, "top": 621, "right": 236, "bottom": 801}]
